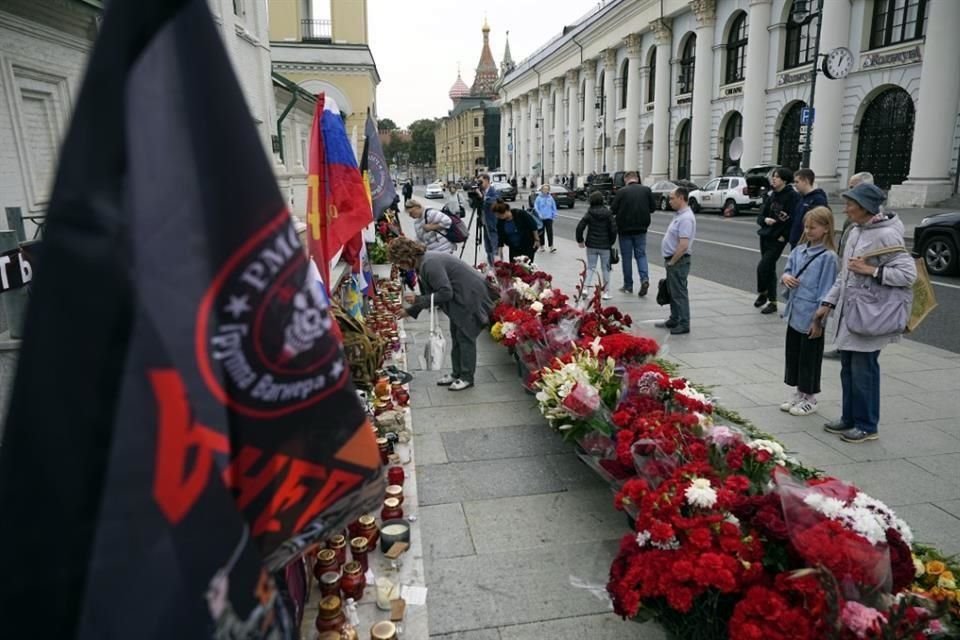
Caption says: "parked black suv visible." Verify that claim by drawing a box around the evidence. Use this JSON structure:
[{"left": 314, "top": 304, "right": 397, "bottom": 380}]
[
  {"left": 913, "top": 211, "right": 960, "bottom": 276},
  {"left": 581, "top": 172, "right": 614, "bottom": 202}
]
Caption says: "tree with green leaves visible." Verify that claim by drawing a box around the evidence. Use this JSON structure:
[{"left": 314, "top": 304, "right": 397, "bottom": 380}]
[
  {"left": 408, "top": 118, "right": 437, "bottom": 166},
  {"left": 378, "top": 117, "right": 398, "bottom": 132}
]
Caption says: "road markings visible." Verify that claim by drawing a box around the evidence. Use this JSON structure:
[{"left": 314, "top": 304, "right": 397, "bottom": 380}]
[{"left": 556, "top": 214, "right": 960, "bottom": 290}]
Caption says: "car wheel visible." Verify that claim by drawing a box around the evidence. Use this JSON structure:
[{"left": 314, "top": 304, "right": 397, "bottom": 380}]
[
  {"left": 921, "top": 235, "right": 958, "bottom": 276},
  {"left": 659, "top": 196, "right": 668, "bottom": 210},
  {"left": 723, "top": 199, "right": 739, "bottom": 217},
  {"left": 689, "top": 197, "right": 700, "bottom": 213}
]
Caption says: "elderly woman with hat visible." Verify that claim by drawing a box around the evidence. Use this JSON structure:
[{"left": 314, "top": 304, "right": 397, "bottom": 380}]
[
  {"left": 387, "top": 237, "right": 496, "bottom": 391},
  {"left": 814, "top": 182, "right": 916, "bottom": 443}
]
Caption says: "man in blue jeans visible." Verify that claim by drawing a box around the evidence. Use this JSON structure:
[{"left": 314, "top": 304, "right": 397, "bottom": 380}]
[
  {"left": 611, "top": 171, "right": 656, "bottom": 297},
  {"left": 477, "top": 173, "right": 500, "bottom": 268},
  {"left": 655, "top": 187, "right": 696, "bottom": 335}
]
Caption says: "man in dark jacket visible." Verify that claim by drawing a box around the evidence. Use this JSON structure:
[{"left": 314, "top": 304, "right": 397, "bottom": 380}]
[
  {"left": 755, "top": 166, "right": 801, "bottom": 314},
  {"left": 788, "top": 168, "right": 829, "bottom": 247},
  {"left": 611, "top": 171, "right": 656, "bottom": 297}
]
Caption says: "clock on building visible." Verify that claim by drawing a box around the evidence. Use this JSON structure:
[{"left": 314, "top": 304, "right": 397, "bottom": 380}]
[{"left": 822, "top": 47, "right": 854, "bottom": 80}]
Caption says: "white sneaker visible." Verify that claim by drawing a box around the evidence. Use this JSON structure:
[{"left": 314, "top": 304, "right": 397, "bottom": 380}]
[
  {"left": 549, "top": 247, "right": 557, "bottom": 253},
  {"left": 436, "top": 373, "right": 455, "bottom": 386},
  {"left": 779, "top": 392, "right": 801, "bottom": 412},
  {"left": 602, "top": 292, "right": 612, "bottom": 300},
  {"left": 448, "top": 378, "right": 474, "bottom": 391},
  {"left": 790, "top": 399, "right": 818, "bottom": 416}
]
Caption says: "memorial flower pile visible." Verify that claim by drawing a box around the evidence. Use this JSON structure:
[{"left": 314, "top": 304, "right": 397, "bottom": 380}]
[{"left": 481, "top": 257, "right": 956, "bottom": 639}]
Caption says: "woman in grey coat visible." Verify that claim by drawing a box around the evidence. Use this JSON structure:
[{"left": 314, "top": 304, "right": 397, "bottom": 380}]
[
  {"left": 389, "top": 237, "right": 495, "bottom": 391},
  {"left": 814, "top": 183, "right": 916, "bottom": 443}
]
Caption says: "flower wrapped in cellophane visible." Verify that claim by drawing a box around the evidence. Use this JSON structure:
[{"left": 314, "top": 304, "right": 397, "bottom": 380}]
[{"left": 534, "top": 346, "right": 622, "bottom": 443}]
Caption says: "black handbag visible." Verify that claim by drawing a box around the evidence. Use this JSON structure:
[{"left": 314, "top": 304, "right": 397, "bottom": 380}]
[
  {"left": 656, "top": 278, "right": 671, "bottom": 306},
  {"left": 610, "top": 246, "right": 620, "bottom": 265}
]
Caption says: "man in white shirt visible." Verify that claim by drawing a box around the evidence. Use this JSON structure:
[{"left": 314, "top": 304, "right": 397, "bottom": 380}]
[{"left": 655, "top": 187, "right": 697, "bottom": 335}]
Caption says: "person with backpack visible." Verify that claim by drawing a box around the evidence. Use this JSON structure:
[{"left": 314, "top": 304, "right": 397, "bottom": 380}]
[
  {"left": 404, "top": 198, "right": 455, "bottom": 253},
  {"left": 533, "top": 184, "right": 558, "bottom": 252},
  {"left": 576, "top": 191, "right": 618, "bottom": 300},
  {"left": 492, "top": 199, "right": 539, "bottom": 262}
]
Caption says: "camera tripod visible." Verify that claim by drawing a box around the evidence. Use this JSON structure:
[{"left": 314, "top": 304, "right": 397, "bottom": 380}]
[{"left": 459, "top": 204, "right": 485, "bottom": 267}]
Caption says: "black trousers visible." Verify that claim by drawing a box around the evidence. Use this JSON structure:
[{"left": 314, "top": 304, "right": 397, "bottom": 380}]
[
  {"left": 538, "top": 219, "right": 554, "bottom": 247},
  {"left": 757, "top": 236, "right": 787, "bottom": 301},
  {"left": 508, "top": 244, "right": 536, "bottom": 262},
  {"left": 784, "top": 325, "right": 825, "bottom": 394}
]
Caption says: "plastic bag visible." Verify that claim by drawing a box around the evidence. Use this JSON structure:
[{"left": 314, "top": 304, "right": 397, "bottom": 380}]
[{"left": 423, "top": 294, "right": 446, "bottom": 371}]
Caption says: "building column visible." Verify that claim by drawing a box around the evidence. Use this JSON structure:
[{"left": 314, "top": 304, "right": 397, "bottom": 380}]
[
  {"left": 503, "top": 103, "right": 513, "bottom": 177},
  {"left": 651, "top": 18, "right": 672, "bottom": 180},
  {"left": 690, "top": 0, "right": 716, "bottom": 185},
  {"left": 541, "top": 91, "right": 551, "bottom": 182},
  {"left": 566, "top": 68, "right": 580, "bottom": 176},
  {"left": 529, "top": 90, "right": 539, "bottom": 182},
  {"left": 623, "top": 33, "right": 643, "bottom": 172},
  {"left": 603, "top": 48, "right": 617, "bottom": 172},
  {"left": 890, "top": 0, "right": 960, "bottom": 206},
  {"left": 518, "top": 95, "right": 529, "bottom": 178},
  {"left": 740, "top": 0, "right": 771, "bottom": 169},
  {"left": 808, "top": 0, "right": 851, "bottom": 192},
  {"left": 552, "top": 77, "right": 564, "bottom": 180},
  {"left": 582, "top": 61, "right": 597, "bottom": 175},
  {"left": 638, "top": 64, "right": 651, "bottom": 177}
]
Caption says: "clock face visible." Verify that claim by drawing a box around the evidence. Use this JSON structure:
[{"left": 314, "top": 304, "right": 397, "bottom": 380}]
[{"left": 823, "top": 47, "right": 854, "bottom": 80}]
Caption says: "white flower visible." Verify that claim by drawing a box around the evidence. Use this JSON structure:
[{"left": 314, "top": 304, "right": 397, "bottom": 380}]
[
  {"left": 535, "top": 391, "right": 548, "bottom": 403},
  {"left": 557, "top": 423, "right": 574, "bottom": 431},
  {"left": 914, "top": 557, "right": 926, "bottom": 577},
  {"left": 636, "top": 530, "right": 651, "bottom": 548},
  {"left": 684, "top": 477, "right": 718, "bottom": 509},
  {"left": 747, "top": 439, "right": 787, "bottom": 462},
  {"left": 589, "top": 336, "right": 602, "bottom": 356},
  {"left": 530, "top": 301, "right": 544, "bottom": 313},
  {"left": 501, "top": 322, "right": 517, "bottom": 338},
  {"left": 539, "top": 289, "right": 554, "bottom": 301},
  {"left": 724, "top": 514, "right": 741, "bottom": 527}
]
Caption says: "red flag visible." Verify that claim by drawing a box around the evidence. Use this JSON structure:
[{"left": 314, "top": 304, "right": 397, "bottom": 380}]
[{"left": 306, "top": 94, "right": 372, "bottom": 290}]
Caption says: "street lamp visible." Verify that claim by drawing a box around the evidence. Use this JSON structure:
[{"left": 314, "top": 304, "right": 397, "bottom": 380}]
[
  {"left": 595, "top": 95, "right": 606, "bottom": 173},
  {"left": 792, "top": 0, "right": 823, "bottom": 169}
]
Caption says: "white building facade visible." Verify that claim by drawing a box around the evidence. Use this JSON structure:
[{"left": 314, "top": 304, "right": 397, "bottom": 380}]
[
  {"left": 0, "top": 0, "right": 282, "bottom": 232},
  {"left": 499, "top": 0, "right": 960, "bottom": 206}
]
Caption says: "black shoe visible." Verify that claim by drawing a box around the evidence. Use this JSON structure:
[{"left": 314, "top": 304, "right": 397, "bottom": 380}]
[
  {"left": 823, "top": 419, "right": 853, "bottom": 434},
  {"left": 823, "top": 349, "right": 840, "bottom": 360},
  {"left": 655, "top": 319, "right": 678, "bottom": 329},
  {"left": 639, "top": 281, "right": 650, "bottom": 297},
  {"left": 617, "top": 286, "right": 632, "bottom": 294},
  {"left": 760, "top": 302, "right": 778, "bottom": 314},
  {"left": 670, "top": 326, "right": 690, "bottom": 335},
  {"left": 753, "top": 294, "right": 768, "bottom": 308}
]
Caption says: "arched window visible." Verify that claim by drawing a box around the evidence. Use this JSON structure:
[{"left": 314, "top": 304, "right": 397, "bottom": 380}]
[
  {"left": 725, "top": 12, "right": 748, "bottom": 84},
  {"left": 870, "top": 0, "right": 927, "bottom": 50},
  {"left": 598, "top": 70, "right": 606, "bottom": 116},
  {"left": 677, "top": 120, "right": 691, "bottom": 180},
  {"left": 620, "top": 59, "right": 629, "bottom": 109},
  {"left": 785, "top": 1, "right": 818, "bottom": 69},
  {"left": 722, "top": 112, "right": 743, "bottom": 168},
  {"left": 678, "top": 35, "right": 696, "bottom": 95},
  {"left": 647, "top": 49, "right": 656, "bottom": 103},
  {"left": 777, "top": 101, "right": 806, "bottom": 170}
]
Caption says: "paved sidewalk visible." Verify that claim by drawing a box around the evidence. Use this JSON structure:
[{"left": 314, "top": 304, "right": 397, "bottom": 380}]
[{"left": 398, "top": 194, "right": 960, "bottom": 638}]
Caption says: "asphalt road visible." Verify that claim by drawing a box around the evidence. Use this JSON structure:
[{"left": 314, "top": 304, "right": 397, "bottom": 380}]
[{"left": 545, "top": 196, "right": 960, "bottom": 355}]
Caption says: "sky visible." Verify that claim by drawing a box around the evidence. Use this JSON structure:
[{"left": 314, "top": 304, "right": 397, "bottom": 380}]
[{"left": 363, "top": 0, "right": 606, "bottom": 129}]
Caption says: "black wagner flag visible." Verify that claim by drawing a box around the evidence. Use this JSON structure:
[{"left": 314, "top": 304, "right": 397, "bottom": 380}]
[
  {"left": 361, "top": 110, "right": 398, "bottom": 217},
  {"left": 0, "top": 0, "right": 383, "bottom": 636}
]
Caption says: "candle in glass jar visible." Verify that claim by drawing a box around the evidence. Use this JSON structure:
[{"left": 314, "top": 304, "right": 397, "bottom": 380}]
[
  {"left": 375, "top": 437, "right": 390, "bottom": 465},
  {"left": 370, "top": 621, "right": 398, "bottom": 640},
  {"left": 384, "top": 484, "right": 404, "bottom": 505},
  {"left": 314, "top": 595, "right": 346, "bottom": 634},
  {"left": 357, "top": 514, "right": 380, "bottom": 548},
  {"left": 340, "top": 561, "right": 366, "bottom": 601},
  {"left": 387, "top": 466, "right": 405, "bottom": 487},
  {"left": 314, "top": 548, "right": 339, "bottom": 582},
  {"left": 319, "top": 571, "right": 341, "bottom": 598},
  {"left": 380, "top": 497, "right": 403, "bottom": 521},
  {"left": 350, "top": 536, "right": 369, "bottom": 573},
  {"left": 328, "top": 534, "right": 347, "bottom": 565}
]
